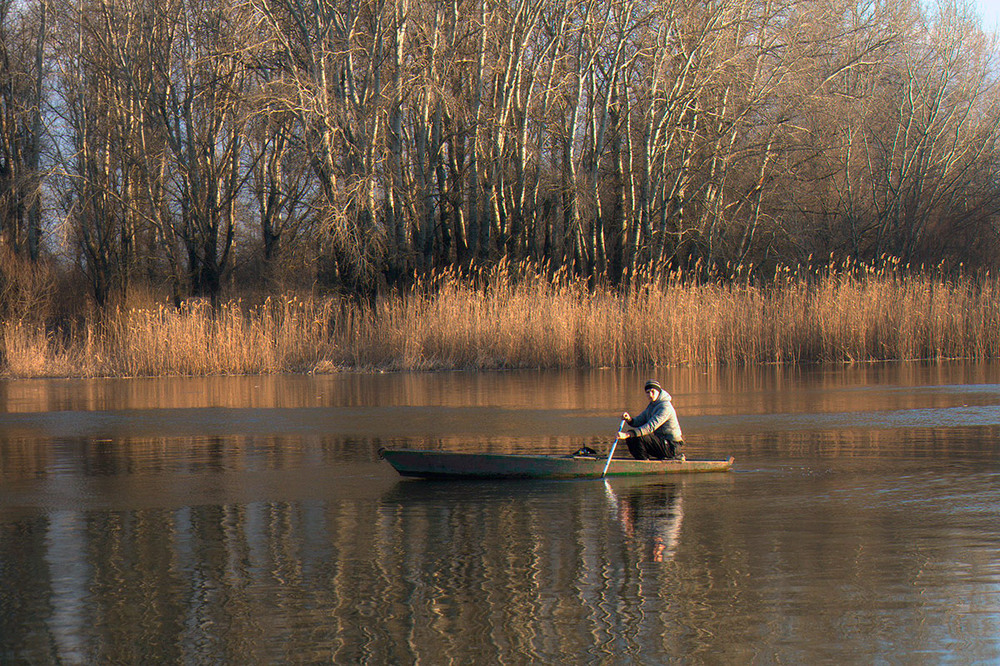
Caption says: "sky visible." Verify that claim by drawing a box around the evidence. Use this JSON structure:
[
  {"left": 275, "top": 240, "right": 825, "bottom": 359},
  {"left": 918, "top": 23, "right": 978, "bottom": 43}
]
[{"left": 973, "top": 0, "right": 1000, "bottom": 30}]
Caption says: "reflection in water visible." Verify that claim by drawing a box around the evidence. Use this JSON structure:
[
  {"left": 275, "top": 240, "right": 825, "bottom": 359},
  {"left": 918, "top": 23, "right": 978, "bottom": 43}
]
[
  {"left": 605, "top": 480, "right": 684, "bottom": 563},
  {"left": 3, "top": 477, "right": 701, "bottom": 662},
  {"left": 2, "top": 366, "right": 1000, "bottom": 662},
  {"left": 4, "top": 465, "right": 998, "bottom": 663},
  {"left": 45, "top": 511, "right": 89, "bottom": 664},
  {"left": 0, "top": 362, "right": 997, "bottom": 414}
]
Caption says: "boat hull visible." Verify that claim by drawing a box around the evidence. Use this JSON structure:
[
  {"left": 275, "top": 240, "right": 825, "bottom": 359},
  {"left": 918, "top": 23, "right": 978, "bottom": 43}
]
[{"left": 381, "top": 449, "right": 734, "bottom": 480}]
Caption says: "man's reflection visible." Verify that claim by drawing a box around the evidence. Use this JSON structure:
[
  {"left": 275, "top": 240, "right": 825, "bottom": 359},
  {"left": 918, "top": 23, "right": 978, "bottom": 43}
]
[{"left": 606, "top": 481, "right": 684, "bottom": 562}]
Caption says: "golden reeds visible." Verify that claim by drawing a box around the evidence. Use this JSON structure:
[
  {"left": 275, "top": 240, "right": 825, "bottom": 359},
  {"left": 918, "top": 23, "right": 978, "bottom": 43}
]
[{"left": 3, "top": 262, "right": 1000, "bottom": 377}]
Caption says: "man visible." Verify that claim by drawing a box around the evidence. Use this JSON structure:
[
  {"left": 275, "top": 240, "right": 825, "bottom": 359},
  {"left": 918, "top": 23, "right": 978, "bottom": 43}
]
[{"left": 617, "top": 380, "right": 684, "bottom": 461}]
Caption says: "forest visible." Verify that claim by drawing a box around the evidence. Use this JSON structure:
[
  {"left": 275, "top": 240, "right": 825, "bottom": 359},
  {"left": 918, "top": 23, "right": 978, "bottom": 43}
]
[{"left": 1, "top": 0, "right": 1000, "bottom": 374}]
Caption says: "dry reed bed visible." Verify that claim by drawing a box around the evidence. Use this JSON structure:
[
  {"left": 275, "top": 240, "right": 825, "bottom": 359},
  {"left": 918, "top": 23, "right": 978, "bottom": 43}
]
[{"left": 3, "top": 268, "right": 1000, "bottom": 377}]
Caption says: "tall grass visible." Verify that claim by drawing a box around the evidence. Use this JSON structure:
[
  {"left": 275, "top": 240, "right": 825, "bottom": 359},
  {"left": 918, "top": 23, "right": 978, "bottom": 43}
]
[{"left": 3, "top": 261, "right": 1000, "bottom": 377}]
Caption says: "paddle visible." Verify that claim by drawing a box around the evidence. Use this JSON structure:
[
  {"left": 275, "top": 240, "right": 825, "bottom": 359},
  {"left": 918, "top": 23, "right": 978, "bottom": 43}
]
[{"left": 602, "top": 419, "right": 626, "bottom": 478}]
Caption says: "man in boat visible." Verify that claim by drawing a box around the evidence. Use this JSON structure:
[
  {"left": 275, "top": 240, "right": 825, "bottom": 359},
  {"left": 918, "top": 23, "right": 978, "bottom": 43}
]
[{"left": 617, "top": 380, "right": 685, "bottom": 461}]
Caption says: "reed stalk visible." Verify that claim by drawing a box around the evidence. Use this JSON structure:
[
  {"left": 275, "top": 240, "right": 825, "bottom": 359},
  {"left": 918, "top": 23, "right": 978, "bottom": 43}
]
[{"left": 3, "top": 263, "right": 1000, "bottom": 377}]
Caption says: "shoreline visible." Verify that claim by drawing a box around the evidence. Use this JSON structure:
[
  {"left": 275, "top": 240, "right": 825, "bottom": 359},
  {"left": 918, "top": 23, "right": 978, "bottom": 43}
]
[{"left": 0, "top": 355, "right": 987, "bottom": 382}]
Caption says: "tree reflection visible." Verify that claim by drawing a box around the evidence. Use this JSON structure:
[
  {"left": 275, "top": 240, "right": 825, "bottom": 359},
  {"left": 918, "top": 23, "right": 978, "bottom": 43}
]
[{"left": 4, "top": 366, "right": 1000, "bottom": 662}]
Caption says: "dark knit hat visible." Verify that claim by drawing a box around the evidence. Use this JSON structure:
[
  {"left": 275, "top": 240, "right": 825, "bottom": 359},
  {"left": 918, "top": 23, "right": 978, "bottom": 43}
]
[{"left": 644, "top": 379, "right": 662, "bottom": 392}]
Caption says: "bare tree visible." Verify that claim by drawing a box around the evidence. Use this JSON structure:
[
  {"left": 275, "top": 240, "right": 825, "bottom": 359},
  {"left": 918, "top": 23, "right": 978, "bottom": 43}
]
[
  {"left": 248, "top": 106, "right": 318, "bottom": 276},
  {"left": 254, "top": 0, "right": 392, "bottom": 296},
  {"left": 0, "top": 0, "right": 45, "bottom": 261},
  {"left": 36, "top": 0, "right": 1000, "bottom": 309}
]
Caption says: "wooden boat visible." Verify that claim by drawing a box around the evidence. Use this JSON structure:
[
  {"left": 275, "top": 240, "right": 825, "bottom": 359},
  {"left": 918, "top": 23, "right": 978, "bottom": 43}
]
[{"left": 380, "top": 448, "right": 735, "bottom": 480}]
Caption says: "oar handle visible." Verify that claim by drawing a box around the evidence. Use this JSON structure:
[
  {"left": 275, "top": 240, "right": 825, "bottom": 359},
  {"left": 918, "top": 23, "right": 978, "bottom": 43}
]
[{"left": 601, "top": 419, "right": 626, "bottom": 478}]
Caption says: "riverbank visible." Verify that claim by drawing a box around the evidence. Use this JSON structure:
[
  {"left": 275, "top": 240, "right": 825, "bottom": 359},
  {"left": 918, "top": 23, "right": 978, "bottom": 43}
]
[{"left": 3, "top": 264, "right": 999, "bottom": 377}]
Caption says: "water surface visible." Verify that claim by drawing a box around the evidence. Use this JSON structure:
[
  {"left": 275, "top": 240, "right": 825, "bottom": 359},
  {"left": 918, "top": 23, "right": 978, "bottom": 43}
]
[{"left": 2, "top": 365, "right": 999, "bottom": 662}]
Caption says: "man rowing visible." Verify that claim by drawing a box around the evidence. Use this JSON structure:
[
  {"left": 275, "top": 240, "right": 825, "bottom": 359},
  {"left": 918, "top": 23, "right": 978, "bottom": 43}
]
[{"left": 617, "top": 380, "right": 685, "bottom": 461}]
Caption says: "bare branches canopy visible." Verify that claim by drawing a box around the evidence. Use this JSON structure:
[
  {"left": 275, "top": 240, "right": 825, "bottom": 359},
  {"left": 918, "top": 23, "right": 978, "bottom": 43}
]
[{"left": 4, "top": 0, "right": 1000, "bottom": 303}]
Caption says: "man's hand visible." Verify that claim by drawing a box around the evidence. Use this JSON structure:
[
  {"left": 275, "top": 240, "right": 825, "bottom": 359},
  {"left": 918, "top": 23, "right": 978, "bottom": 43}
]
[
  {"left": 621, "top": 411, "right": 631, "bottom": 422},
  {"left": 617, "top": 431, "right": 630, "bottom": 440}
]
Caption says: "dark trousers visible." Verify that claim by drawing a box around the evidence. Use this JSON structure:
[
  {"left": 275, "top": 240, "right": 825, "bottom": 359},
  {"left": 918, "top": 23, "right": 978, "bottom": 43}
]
[{"left": 626, "top": 433, "right": 681, "bottom": 460}]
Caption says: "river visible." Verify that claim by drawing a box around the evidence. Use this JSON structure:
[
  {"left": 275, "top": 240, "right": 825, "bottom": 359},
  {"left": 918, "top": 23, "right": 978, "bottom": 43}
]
[{"left": 2, "top": 364, "right": 999, "bottom": 663}]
